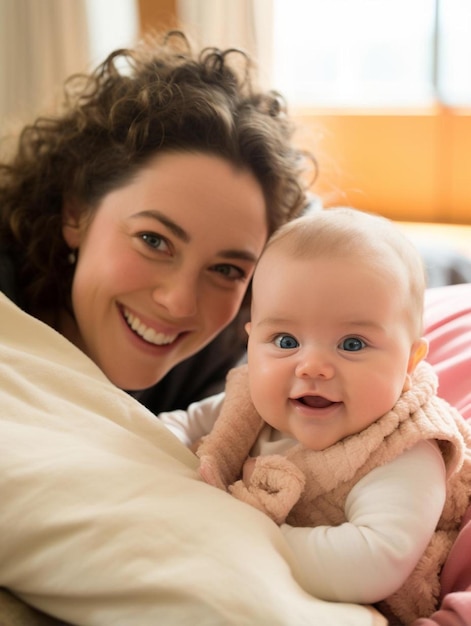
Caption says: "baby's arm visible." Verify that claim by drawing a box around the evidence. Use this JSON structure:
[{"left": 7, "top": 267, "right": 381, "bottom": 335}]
[
  {"left": 281, "top": 440, "right": 446, "bottom": 604},
  {"left": 158, "top": 393, "right": 224, "bottom": 446}
]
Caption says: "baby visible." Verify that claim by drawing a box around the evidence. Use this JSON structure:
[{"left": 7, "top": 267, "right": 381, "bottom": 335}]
[{"left": 160, "top": 207, "right": 471, "bottom": 624}]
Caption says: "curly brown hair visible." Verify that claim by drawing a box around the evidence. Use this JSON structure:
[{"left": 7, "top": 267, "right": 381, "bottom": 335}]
[{"left": 0, "top": 30, "right": 311, "bottom": 316}]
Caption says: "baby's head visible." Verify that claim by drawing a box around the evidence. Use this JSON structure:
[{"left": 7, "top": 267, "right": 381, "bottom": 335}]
[
  {"left": 258, "top": 206, "right": 426, "bottom": 339},
  {"left": 245, "top": 207, "right": 428, "bottom": 450}
]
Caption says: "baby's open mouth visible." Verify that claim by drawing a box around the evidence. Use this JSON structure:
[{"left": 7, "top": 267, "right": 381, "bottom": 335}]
[{"left": 298, "top": 396, "right": 335, "bottom": 409}]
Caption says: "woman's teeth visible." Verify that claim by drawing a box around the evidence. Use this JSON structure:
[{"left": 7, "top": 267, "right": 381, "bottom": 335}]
[{"left": 123, "top": 309, "right": 178, "bottom": 346}]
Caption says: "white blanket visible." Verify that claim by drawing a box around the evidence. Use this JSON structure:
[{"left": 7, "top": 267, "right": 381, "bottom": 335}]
[{"left": 0, "top": 294, "right": 385, "bottom": 626}]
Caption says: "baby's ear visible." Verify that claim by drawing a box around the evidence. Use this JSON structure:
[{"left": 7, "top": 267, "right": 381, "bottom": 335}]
[
  {"left": 403, "top": 338, "right": 428, "bottom": 392},
  {"left": 245, "top": 322, "right": 252, "bottom": 337},
  {"left": 407, "top": 338, "right": 429, "bottom": 374}
]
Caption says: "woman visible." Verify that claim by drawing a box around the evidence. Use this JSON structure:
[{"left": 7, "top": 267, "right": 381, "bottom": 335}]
[
  {"left": 0, "top": 30, "right": 307, "bottom": 407},
  {"left": 2, "top": 30, "right": 376, "bottom": 626}
]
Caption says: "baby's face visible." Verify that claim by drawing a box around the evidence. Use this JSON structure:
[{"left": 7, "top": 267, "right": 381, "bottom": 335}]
[{"left": 245, "top": 250, "right": 421, "bottom": 451}]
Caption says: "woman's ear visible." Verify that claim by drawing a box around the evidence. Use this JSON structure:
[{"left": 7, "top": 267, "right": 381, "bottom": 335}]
[
  {"left": 407, "top": 338, "right": 429, "bottom": 374},
  {"left": 61, "top": 199, "right": 83, "bottom": 249},
  {"left": 245, "top": 322, "right": 252, "bottom": 337}
]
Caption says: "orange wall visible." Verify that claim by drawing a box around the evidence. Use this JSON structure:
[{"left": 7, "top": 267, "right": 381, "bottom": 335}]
[
  {"left": 137, "top": 0, "right": 177, "bottom": 35},
  {"left": 449, "top": 110, "right": 471, "bottom": 224},
  {"left": 294, "top": 107, "right": 471, "bottom": 225}
]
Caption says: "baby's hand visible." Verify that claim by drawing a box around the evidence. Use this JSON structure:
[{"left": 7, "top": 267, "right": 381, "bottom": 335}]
[
  {"left": 230, "top": 455, "right": 306, "bottom": 525},
  {"left": 198, "top": 454, "right": 229, "bottom": 491},
  {"left": 241, "top": 456, "right": 257, "bottom": 485},
  {"left": 189, "top": 437, "right": 204, "bottom": 454}
]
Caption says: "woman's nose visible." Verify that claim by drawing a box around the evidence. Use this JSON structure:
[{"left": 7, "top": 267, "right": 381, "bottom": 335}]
[
  {"left": 295, "top": 350, "right": 335, "bottom": 379},
  {"left": 152, "top": 274, "right": 198, "bottom": 319}
]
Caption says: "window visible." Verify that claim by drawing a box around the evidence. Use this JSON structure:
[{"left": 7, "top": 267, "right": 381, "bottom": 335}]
[
  {"left": 273, "top": 0, "right": 471, "bottom": 108},
  {"left": 86, "top": 0, "right": 139, "bottom": 67},
  {"left": 438, "top": 0, "right": 471, "bottom": 106}
]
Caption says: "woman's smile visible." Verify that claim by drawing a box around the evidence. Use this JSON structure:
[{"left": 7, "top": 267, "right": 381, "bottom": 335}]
[{"left": 121, "top": 305, "right": 183, "bottom": 347}]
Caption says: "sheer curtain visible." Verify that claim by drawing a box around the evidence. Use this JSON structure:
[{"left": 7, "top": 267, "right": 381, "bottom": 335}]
[
  {"left": 0, "top": 0, "right": 139, "bottom": 141},
  {"left": 0, "top": 0, "right": 90, "bottom": 136},
  {"left": 177, "top": 0, "right": 274, "bottom": 88}
]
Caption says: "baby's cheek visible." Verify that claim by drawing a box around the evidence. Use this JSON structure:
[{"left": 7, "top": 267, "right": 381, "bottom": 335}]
[{"left": 365, "top": 371, "right": 405, "bottom": 418}]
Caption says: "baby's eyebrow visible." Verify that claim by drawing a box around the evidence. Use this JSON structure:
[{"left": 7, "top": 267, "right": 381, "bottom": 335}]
[
  {"left": 257, "top": 316, "right": 293, "bottom": 328},
  {"left": 131, "top": 210, "right": 190, "bottom": 243},
  {"left": 342, "top": 319, "right": 385, "bottom": 330}
]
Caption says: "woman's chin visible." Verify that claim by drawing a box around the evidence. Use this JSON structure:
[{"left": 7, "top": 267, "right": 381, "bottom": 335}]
[{"left": 106, "top": 365, "right": 170, "bottom": 393}]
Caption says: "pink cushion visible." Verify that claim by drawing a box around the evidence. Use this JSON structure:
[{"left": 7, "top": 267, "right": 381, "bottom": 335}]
[{"left": 424, "top": 284, "right": 471, "bottom": 421}]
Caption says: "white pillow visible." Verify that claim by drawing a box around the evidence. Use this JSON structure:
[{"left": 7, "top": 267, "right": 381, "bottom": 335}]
[{"left": 0, "top": 294, "right": 385, "bottom": 626}]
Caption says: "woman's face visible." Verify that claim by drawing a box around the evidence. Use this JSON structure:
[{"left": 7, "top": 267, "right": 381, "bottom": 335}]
[{"left": 62, "top": 152, "right": 268, "bottom": 390}]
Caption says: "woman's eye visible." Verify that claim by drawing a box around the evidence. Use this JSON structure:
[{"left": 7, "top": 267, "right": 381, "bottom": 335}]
[
  {"left": 340, "top": 337, "right": 366, "bottom": 352},
  {"left": 140, "top": 233, "right": 168, "bottom": 252},
  {"left": 274, "top": 334, "right": 299, "bottom": 349},
  {"left": 211, "top": 264, "right": 246, "bottom": 281}
]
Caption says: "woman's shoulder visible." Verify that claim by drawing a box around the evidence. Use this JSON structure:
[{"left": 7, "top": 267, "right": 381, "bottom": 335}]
[{"left": 0, "top": 246, "right": 21, "bottom": 306}]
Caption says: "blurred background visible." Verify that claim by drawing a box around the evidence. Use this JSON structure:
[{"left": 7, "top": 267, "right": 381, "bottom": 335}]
[{"left": 1, "top": 0, "right": 470, "bottom": 231}]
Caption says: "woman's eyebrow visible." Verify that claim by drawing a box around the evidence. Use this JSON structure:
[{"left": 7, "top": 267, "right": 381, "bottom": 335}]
[
  {"left": 219, "top": 249, "right": 259, "bottom": 263},
  {"left": 131, "top": 210, "right": 190, "bottom": 243},
  {"left": 132, "top": 209, "right": 259, "bottom": 263}
]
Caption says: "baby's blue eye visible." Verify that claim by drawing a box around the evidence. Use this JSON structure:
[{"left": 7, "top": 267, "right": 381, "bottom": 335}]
[
  {"left": 340, "top": 337, "right": 365, "bottom": 352},
  {"left": 275, "top": 334, "right": 299, "bottom": 349}
]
